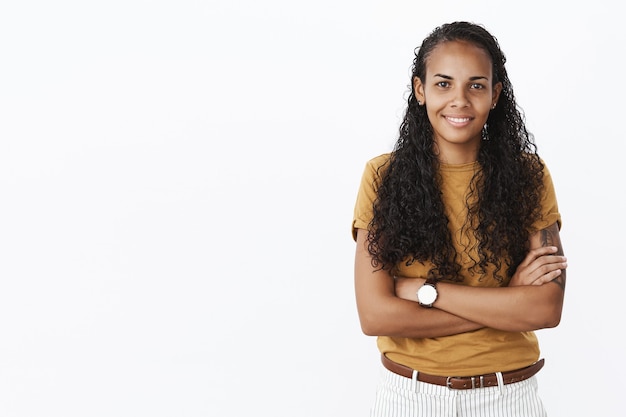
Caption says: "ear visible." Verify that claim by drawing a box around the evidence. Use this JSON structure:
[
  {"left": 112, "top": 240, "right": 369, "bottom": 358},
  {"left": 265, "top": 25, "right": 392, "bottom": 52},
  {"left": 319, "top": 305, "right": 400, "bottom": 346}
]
[
  {"left": 492, "top": 81, "right": 503, "bottom": 108},
  {"left": 413, "top": 77, "right": 425, "bottom": 104}
]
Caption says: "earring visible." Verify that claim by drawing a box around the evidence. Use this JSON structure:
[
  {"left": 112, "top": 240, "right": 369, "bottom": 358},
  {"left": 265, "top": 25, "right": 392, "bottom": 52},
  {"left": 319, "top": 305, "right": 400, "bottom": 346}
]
[
  {"left": 491, "top": 104, "right": 496, "bottom": 109},
  {"left": 417, "top": 100, "right": 422, "bottom": 105}
]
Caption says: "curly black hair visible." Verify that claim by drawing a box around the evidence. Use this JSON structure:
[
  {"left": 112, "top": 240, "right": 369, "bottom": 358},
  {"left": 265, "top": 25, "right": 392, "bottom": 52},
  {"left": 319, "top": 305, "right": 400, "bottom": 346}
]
[{"left": 367, "top": 21, "right": 544, "bottom": 283}]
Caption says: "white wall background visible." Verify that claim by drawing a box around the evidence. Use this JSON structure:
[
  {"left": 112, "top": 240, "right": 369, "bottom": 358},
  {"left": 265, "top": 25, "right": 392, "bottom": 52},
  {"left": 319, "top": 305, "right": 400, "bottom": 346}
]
[{"left": 0, "top": 1, "right": 622, "bottom": 416}]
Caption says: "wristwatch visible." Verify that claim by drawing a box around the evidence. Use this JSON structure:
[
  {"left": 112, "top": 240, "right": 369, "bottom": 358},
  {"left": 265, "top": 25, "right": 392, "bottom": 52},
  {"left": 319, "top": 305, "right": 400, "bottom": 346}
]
[{"left": 416, "top": 277, "right": 438, "bottom": 308}]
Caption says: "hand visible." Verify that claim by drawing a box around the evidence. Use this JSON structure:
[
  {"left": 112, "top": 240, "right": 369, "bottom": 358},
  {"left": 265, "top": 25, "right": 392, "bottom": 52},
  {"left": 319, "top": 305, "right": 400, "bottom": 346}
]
[
  {"left": 509, "top": 246, "right": 567, "bottom": 287},
  {"left": 394, "top": 277, "right": 426, "bottom": 301}
]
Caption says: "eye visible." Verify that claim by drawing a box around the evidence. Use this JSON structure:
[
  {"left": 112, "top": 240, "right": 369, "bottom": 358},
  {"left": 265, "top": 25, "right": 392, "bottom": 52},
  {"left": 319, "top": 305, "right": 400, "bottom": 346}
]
[
  {"left": 470, "top": 83, "right": 485, "bottom": 90},
  {"left": 436, "top": 81, "right": 450, "bottom": 88}
]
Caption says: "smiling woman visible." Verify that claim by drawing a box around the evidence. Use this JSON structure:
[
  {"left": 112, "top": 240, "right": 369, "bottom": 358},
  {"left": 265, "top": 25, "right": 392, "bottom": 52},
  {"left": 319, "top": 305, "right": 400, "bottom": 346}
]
[
  {"left": 352, "top": 21, "right": 566, "bottom": 417},
  {"left": 413, "top": 40, "right": 501, "bottom": 164}
]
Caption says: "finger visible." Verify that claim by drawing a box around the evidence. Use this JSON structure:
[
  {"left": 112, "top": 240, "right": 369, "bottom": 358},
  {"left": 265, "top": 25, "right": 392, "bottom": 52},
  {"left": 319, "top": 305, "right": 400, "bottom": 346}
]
[
  {"left": 520, "top": 258, "right": 566, "bottom": 285},
  {"left": 525, "top": 252, "right": 566, "bottom": 271},
  {"left": 529, "top": 260, "right": 567, "bottom": 283},
  {"left": 519, "top": 246, "right": 559, "bottom": 267},
  {"left": 536, "top": 255, "right": 567, "bottom": 267},
  {"left": 531, "top": 258, "right": 567, "bottom": 275},
  {"left": 528, "top": 246, "right": 560, "bottom": 259},
  {"left": 532, "top": 268, "right": 563, "bottom": 286}
]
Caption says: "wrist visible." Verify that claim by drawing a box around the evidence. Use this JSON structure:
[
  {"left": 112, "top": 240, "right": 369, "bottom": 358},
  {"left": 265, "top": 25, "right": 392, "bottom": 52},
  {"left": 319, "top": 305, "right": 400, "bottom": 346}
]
[
  {"left": 416, "top": 277, "right": 438, "bottom": 308},
  {"left": 394, "top": 277, "right": 425, "bottom": 301}
]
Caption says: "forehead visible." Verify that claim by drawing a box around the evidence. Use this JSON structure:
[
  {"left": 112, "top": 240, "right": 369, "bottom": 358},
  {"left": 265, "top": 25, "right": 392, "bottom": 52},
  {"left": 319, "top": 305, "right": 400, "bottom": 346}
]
[{"left": 425, "top": 40, "right": 493, "bottom": 78}]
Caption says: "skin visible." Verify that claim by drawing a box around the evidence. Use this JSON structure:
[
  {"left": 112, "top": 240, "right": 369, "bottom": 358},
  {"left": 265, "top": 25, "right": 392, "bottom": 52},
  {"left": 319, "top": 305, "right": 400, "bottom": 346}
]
[
  {"left": 413, "top": 40, "right": 502, "bottom": 164},
  {"left": 354, "top": 41, "right": 567, "bottom": 338}
]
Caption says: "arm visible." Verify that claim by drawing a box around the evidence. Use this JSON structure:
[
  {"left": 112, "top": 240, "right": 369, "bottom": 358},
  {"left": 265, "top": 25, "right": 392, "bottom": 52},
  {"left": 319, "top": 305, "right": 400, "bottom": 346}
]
[
  {"left": 354, "top": 228, "right": 484, "bottom": 338},
  {"left": 395, "top": 222, "right": 567, "bottom": 332}
]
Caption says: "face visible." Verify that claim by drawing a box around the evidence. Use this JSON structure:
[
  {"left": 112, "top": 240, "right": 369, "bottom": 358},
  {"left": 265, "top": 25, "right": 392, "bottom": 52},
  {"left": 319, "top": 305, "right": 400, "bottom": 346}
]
[{"left": 413, "top": 40, "right": 502, "bottom": 164}]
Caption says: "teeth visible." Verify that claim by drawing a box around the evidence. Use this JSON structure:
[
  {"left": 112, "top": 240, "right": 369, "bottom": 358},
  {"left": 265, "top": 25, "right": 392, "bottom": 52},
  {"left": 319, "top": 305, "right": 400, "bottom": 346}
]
[{"left": 447, "top": 117, "right": 470, "bottom": 123}]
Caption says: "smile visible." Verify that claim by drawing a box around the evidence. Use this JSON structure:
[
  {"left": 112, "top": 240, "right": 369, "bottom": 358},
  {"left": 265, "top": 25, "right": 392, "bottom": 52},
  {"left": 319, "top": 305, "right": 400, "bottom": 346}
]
[{"left": 445, "top": 116, "right": 472, "bottom": 123}]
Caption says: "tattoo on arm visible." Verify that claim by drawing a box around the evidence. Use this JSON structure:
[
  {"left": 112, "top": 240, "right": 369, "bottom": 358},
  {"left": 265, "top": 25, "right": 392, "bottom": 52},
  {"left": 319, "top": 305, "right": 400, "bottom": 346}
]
[{"left": 540, "top": 223, "right": 566, "bottom": 291}]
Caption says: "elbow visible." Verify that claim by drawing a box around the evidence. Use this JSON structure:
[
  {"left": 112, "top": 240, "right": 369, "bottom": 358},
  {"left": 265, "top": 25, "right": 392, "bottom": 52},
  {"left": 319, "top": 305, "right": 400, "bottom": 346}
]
[
  {"left": 524, "top": 288, "right": 564, "bottom": 330},
  {"left": 359, "top": 316, "right": 380, "bottom": 336},
  {"left": 511, "top": 301, "right": 562, "bottom": 331},
  {"left": 361, "top": 325, "right": 377, "bottom": 337},
  {"left": 542, "top": 309, "right": 562, "bottom": 329},
  {"left": 534, "top": 304, "right": 563, "bottom": 330},
  {"left": 542, "top": 294, "right": 564, "bottom": 328},
  {"left": 358, "top": 310, "right": 387, "bottom": 336}
]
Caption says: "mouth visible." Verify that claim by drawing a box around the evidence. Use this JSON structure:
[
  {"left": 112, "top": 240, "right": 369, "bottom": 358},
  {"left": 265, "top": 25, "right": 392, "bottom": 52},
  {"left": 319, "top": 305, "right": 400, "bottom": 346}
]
[{"left": 445, "top": 116, "right": 473, "bottom": 126}]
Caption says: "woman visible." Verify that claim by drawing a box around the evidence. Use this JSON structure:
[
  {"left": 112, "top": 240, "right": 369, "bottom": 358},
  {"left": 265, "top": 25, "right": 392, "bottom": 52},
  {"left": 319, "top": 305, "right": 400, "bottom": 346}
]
[{"left": 352, "top": 22, "right": 567, "bottom": 416}]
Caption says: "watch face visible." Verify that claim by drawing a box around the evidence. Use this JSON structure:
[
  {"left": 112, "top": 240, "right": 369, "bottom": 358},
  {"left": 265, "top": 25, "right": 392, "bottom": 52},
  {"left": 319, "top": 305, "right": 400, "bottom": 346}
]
[{"left": 418, "top": 284, "right": 437, "bottom": 305}]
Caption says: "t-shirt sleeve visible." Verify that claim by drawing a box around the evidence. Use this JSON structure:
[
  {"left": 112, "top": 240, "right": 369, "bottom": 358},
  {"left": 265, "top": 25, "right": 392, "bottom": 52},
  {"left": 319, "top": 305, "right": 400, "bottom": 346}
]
[
  {"left": 531, "top": 161, "right": 562, "bottom": 232},
  {"left": 351, "top": 155, "right": 388, "bottom": 241}
]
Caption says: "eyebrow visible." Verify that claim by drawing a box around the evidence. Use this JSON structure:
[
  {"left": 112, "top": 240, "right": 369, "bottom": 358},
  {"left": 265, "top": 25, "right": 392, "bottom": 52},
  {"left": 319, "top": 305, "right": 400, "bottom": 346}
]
[{"left": 433, "top": 73, "right": 489, "bottom": 81}]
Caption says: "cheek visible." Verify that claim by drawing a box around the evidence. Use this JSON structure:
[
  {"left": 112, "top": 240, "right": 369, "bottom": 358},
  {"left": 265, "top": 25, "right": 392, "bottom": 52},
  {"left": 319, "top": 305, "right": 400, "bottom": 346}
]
[{"left": 426, "top": 107, "right": 439, "bottom": 122}]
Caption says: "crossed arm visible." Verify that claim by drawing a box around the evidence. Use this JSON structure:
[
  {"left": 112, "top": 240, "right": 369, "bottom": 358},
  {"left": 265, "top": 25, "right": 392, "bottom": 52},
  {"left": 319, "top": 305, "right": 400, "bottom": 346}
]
[{"left": 354, "top": 222, "right": 567, "bottom": 338}]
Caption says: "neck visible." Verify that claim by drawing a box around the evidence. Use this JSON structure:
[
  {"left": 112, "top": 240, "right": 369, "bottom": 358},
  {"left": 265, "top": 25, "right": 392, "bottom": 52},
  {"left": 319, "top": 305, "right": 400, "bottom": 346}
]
[{"left": 434, "top": 142, "right": 479, "bottom": 165}]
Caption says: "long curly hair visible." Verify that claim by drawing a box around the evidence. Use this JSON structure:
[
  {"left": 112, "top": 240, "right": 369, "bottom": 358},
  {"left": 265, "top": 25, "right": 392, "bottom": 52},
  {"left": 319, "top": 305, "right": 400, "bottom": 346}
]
[{"left": 367, "top": 22, "right": 544, "bottom": 283}]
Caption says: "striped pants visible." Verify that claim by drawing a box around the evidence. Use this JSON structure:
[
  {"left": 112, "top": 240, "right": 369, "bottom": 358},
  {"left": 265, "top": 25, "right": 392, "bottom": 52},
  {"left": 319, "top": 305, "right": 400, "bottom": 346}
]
[{"left": 371, "top": 366, "right": 547, "bottom": 417}]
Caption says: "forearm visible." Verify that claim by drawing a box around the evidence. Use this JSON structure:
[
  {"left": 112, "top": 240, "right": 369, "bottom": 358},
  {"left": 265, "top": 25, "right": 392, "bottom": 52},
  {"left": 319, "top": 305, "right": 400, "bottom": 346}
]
[
  {"left": 357, "top": 295, "right": 483, "bottom": 338},
  {"left": 394, "top": 223, "right": 566, "bottom": 332},
  {"left": 397, "top": 278, "right": 563, "bottom": 332},
  {"left": 434, "top": 282, "right": 563, "bottom": 331},
  {"left": 354, "top": 229, "right": 483, "bottom": 338}
]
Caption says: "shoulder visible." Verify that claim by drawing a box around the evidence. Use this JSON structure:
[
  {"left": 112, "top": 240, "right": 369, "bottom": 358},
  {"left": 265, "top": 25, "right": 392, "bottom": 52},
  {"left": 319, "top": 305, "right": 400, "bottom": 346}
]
[
  {"left": 519, "top": 154, "right": 554, "bottom": 181},
  {"left": 532, "top": 157, "right": 562, "bottom": 230},
  {"left": 354, "top": 152, "right": 393, "bottom": 204},
  {"left": 353, "top": 153, "right": 392, "bottom": 240},
  {"left": 537, "top": 157, "right": 556, "bottom": 185},
  {"left": 361, "top": 153, "right": 392, "bottom": 178}
]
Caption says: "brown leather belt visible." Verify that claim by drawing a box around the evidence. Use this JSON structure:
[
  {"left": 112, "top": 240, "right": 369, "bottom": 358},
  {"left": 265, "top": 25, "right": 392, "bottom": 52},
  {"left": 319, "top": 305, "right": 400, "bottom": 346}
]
[{"left": 381, "top": 354, "right": 544, "bottom": 390}]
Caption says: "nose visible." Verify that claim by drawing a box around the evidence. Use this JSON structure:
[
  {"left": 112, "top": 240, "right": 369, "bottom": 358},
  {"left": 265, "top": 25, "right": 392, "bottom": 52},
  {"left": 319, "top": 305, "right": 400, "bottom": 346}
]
[{"left": 450, "top": 87, "right": 470, "bottom": 107}]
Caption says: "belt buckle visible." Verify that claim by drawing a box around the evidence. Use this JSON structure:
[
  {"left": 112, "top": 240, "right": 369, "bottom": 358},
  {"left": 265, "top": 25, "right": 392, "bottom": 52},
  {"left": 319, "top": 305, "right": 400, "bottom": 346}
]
[{"left": 447, "top": 375, "right": 484, "bottom": 390}]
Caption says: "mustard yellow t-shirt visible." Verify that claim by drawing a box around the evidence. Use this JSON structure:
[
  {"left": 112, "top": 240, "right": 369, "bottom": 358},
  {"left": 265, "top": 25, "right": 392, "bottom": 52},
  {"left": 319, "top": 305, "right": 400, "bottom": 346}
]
[{"left": 352, "top": 153, "right": 561, "bottom": 376}]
